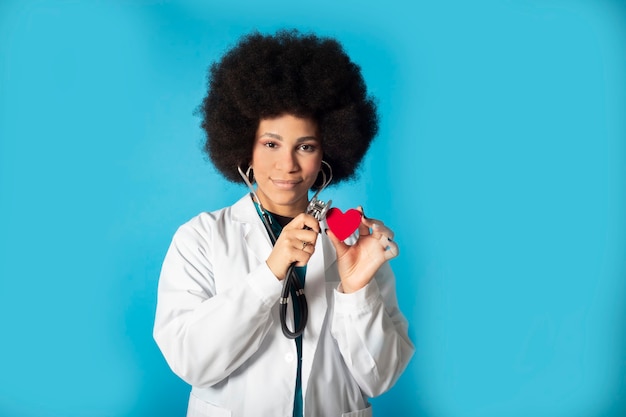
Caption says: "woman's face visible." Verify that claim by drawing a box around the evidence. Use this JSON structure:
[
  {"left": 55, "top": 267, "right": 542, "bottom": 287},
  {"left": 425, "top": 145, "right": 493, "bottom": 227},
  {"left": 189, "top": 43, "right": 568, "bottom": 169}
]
[{"left": 251, "top": 114, "right": 323, "bottom": 217}]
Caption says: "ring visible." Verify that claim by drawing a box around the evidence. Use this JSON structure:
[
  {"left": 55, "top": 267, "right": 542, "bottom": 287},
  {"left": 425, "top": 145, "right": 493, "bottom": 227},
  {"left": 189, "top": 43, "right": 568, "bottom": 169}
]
[{"left": 302, "top": 241, "right": 308, "bottom": 250}]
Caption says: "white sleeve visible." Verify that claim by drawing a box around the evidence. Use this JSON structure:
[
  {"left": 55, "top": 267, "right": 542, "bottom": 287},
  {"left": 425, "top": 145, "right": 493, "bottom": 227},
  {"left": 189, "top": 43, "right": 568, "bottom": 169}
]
[
  {"left": 330, "top": 262, "right": 415, "bottom": 397},
  {"left": 153, "top": 221, "right": 282, "bottom": 388}
]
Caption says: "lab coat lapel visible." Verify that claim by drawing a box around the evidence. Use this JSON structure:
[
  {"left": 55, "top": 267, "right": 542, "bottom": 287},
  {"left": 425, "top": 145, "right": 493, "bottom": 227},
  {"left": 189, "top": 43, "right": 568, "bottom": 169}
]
[
  {"left": 300, "top": 232, "right": 337, "bottom": 399},
  {"left": 231, "top": 195, "right": 274, "bottom": 265}
]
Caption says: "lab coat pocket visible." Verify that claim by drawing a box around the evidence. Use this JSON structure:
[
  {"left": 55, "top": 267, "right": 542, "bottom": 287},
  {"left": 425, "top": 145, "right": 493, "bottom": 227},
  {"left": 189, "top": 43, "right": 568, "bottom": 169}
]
[
  {"left": 187, "top": 393, "right": 232, "bottom": 417},
  {"left": 341, "top": 404, "right": 372, "bottom": 417}
]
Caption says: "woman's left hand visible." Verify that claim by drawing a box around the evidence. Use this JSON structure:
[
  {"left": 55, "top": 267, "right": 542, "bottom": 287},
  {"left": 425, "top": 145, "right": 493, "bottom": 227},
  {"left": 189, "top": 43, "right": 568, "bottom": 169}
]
[{"left": 326, "top": 207, "right": 399, "bottom": 293}]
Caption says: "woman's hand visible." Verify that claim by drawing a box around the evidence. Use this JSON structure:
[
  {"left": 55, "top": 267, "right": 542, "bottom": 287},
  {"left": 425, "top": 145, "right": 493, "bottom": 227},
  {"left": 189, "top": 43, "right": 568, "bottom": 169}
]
[
  {"left": 265, "top": 213, "right": 321, "bottom": 280},
  {"left": 326, "top": 207, "right": 399, "bottom": 293}
]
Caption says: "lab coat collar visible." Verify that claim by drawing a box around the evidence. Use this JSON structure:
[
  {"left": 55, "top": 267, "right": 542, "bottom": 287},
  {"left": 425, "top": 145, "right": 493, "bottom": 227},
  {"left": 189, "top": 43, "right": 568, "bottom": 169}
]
[{"left": 230, "top": 194, "right": 273, "bottom": 265}]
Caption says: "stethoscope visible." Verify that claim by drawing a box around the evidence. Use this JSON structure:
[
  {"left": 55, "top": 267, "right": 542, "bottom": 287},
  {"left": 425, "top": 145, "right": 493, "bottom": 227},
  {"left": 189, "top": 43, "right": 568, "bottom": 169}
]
[{"left": 238, "top": 163, "right": 332, "bottom": 339}]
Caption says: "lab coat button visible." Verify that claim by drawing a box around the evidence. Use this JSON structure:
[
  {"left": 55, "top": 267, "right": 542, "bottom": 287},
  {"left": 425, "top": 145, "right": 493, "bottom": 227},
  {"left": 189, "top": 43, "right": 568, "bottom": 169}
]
[{"left": 285, "top": 353, "right": 294, "bottom": 363}]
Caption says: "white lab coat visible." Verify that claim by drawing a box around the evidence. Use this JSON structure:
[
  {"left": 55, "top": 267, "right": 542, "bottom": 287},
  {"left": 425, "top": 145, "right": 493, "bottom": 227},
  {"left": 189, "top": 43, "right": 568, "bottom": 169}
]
[{"left": 153, "top": 195, "right": 414, "bottom": 417}]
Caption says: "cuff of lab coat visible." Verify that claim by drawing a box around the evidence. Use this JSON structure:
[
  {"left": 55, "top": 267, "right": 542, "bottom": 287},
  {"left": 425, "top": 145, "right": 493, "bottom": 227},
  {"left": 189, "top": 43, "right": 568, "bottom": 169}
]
[
  {"left": 247, "top": 262, "right": 283, "bottom": 307},
  {"left": 333, "top": 279, "right": 381, "bottom": 315}
]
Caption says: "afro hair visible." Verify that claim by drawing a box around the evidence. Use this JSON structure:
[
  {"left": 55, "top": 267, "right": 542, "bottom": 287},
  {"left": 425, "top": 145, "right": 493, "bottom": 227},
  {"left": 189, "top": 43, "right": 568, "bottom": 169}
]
[{"left": 199, "top": 29, "right": 379, "bottom": 188}]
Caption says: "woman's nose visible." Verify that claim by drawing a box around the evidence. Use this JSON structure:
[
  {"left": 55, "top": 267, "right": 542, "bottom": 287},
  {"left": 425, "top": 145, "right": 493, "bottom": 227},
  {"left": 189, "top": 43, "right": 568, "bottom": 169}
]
[{"left": 276, "top": 151, "right": 299, "bottom": 172}]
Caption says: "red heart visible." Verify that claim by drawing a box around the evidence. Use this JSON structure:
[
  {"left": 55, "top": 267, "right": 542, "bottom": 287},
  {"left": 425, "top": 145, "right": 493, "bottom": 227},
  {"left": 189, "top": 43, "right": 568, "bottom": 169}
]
[{"left": 326, "top": 208, "right": 362, "bottom": 241}]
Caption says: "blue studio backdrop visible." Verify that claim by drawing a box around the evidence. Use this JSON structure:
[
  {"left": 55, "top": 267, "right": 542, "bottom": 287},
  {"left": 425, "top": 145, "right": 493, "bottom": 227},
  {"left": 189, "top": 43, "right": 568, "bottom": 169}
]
[{"left": 0, "top": 1, "right": 624, "bottom": 416}]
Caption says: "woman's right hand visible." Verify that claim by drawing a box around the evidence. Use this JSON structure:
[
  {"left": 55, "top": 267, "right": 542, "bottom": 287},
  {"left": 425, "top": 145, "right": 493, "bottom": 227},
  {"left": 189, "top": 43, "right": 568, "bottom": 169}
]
[{"left": 265, "top": 213, "right": 320, "bottom": 280}]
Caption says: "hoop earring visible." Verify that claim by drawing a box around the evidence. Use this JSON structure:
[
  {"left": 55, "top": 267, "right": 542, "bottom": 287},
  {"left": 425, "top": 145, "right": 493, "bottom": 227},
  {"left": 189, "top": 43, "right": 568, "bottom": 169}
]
[
  {"left": 245, "top": 165, "right": 254, "bottom": 184},
  {"left": 313, "top": 160, "right": 333, "bottom": 190}
]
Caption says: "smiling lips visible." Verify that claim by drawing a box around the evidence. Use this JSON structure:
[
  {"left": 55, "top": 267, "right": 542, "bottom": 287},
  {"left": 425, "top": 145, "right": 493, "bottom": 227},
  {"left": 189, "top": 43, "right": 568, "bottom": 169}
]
[{"left": 271, "top": 179, "right": 303, "bottom": 189}]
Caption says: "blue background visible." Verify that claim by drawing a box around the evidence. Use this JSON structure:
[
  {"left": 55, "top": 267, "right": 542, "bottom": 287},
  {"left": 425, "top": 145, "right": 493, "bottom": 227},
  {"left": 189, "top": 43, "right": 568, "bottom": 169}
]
[{"left": 1, "top": 0, "right": 624, "bottom": 416}]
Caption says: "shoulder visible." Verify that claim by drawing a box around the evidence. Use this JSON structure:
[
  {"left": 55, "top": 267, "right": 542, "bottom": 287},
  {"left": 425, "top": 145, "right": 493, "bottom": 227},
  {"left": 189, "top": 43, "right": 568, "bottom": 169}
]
[{"left": 173, "top": 194, "right": 256, "bottom": 243}]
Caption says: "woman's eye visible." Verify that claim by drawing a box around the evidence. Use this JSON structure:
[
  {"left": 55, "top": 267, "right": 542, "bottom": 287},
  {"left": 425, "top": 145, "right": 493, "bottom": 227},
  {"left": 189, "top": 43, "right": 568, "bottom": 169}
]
[
  {"left": 263, "top": 142, "right": 277, "bottom": 148},
  {"left": 299, "top": 144, "right": 316, "bottom": 152}
]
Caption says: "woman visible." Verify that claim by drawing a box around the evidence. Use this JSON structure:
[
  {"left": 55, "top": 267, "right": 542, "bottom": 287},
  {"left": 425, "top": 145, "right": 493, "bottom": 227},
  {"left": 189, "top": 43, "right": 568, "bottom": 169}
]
[{"left": 153, "top": 29, "right": 414, "bottom": 417}]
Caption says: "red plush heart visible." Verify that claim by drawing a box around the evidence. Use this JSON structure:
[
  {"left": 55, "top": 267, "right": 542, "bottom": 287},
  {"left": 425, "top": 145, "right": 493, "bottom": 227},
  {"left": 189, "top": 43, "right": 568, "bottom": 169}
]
[{"left": 326, "top": 208, "right": 362, "bottom": 241}]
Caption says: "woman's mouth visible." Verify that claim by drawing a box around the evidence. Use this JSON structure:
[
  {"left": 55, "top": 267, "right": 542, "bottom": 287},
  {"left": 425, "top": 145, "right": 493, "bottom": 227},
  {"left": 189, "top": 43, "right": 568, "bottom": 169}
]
[{"left": 271, "top": 179, "right": 303, "bottom": 189}]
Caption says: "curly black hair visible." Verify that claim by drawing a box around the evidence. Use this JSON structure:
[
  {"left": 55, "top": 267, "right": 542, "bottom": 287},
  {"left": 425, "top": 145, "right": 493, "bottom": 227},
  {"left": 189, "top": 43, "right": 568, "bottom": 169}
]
[{"left": 199, "top": 29, "right": 379, "bottom": 188}]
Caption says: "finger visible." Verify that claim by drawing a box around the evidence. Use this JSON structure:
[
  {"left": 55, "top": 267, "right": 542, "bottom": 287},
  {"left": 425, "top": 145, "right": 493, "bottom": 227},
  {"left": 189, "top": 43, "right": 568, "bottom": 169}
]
[
  {"left": 382, "top": 237, "right": 400, "bottom": 259},
  {"left": 371, "top": 222, "right": 395, "bottom": 240},
  {"left": 287, "top": 213, "right": 321, "bottom": 233},
  {"left": 361, "top": 215, "right": 383, "bottom": 230},
  {"left": 299, "top": 240, "right": 315, "bottom": 254},
  {"left": 280, "top": 227, "right": 318, "bottom": 245},
  {"left": 291, "top": 229, "right": 318, "bottom": 247},
  {"left": 293, "top": 252, "right": 313, "bottom": 267},
  {"left": 355, "top": 207, "right": 371, "bottom": 236},
  {"left": 358, "top": 219, "right": 370, "bottom": 236},
  {"left": 325, "top": 228, "right": 348, "bottom": 257},
  {"left": 288, "top": 242, "right": 315, "bottom": 266}
]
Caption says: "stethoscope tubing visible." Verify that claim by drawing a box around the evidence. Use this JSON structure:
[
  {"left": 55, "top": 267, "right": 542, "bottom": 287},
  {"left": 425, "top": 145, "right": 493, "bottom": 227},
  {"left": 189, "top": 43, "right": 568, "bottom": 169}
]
[{"left": 260, "top": 210, "right": 308, "bottom": 339}]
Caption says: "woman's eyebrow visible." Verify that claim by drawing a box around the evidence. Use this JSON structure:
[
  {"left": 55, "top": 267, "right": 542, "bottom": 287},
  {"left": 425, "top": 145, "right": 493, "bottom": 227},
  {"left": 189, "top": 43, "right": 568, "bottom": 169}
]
[
  {"left": 296, "top": 136, "right": 319, "bottom": 143},
  {"left": 260, "top": 132, "right": 283, "bottom": 140},
  {"left": 259, "top": 133, "right": 319, "bottom": 142}
]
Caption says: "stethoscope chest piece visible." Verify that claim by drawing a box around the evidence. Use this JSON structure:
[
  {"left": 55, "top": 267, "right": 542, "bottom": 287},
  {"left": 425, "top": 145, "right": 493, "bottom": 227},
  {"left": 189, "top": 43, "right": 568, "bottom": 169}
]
[{"left": 306, "top": 197, "right": 332, "bottom": 221}]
